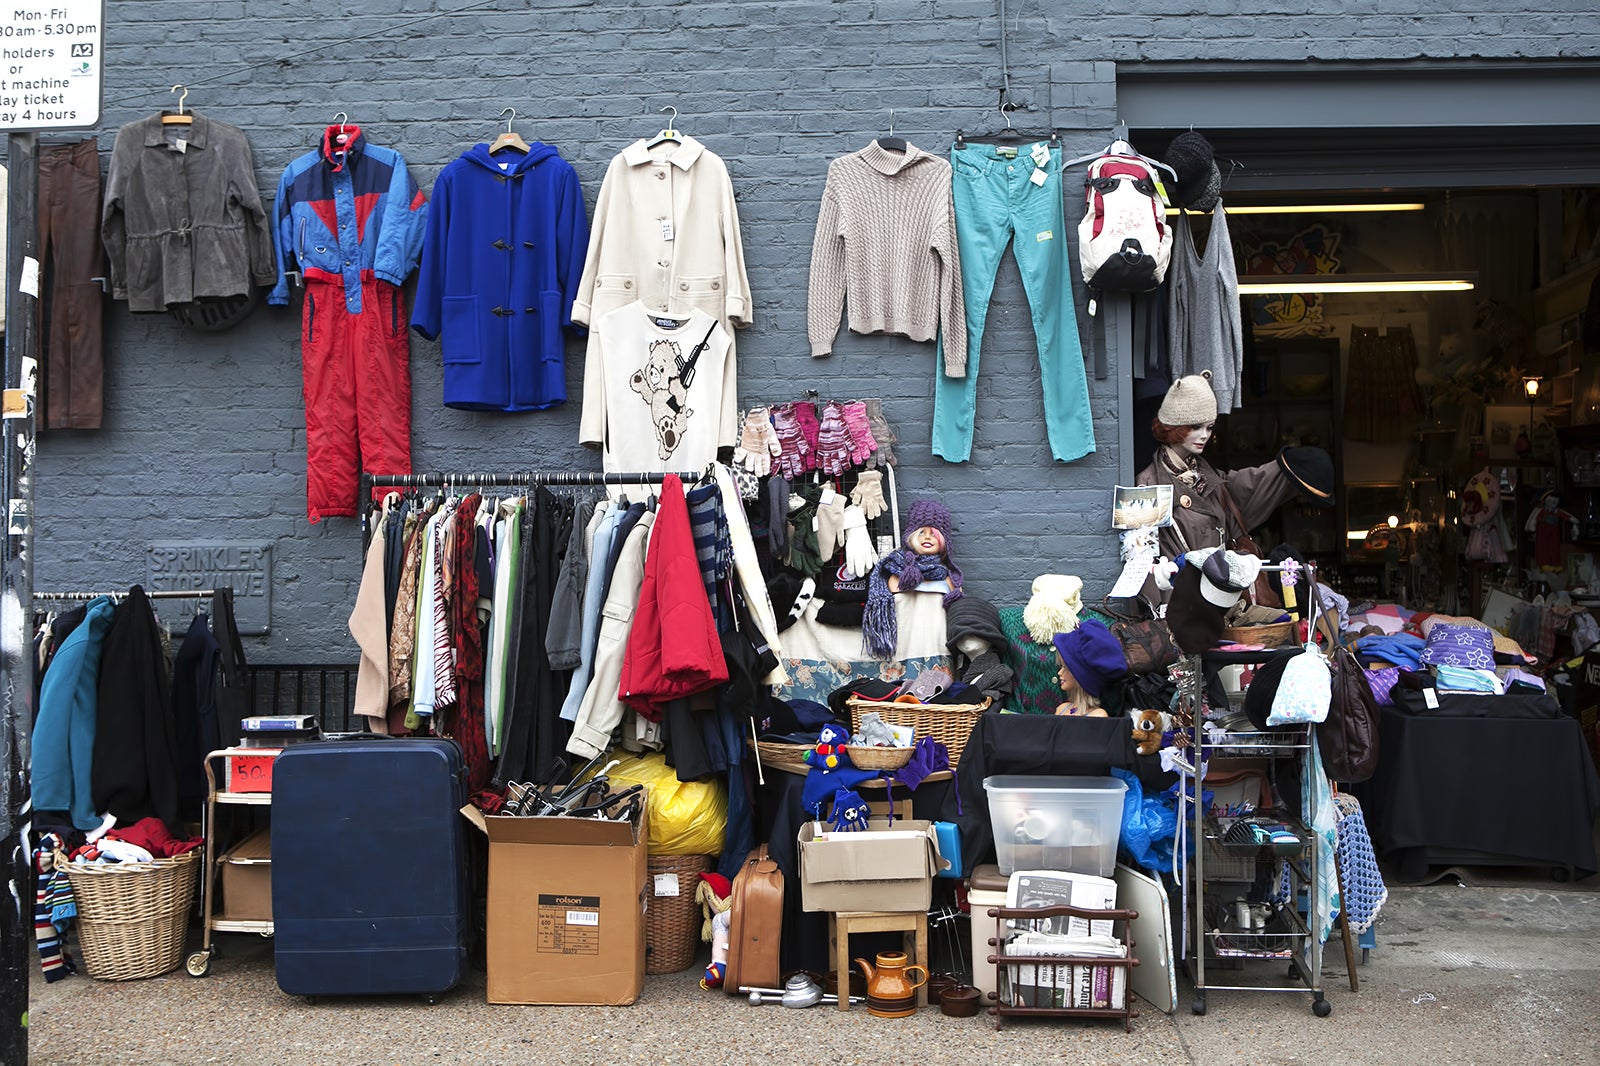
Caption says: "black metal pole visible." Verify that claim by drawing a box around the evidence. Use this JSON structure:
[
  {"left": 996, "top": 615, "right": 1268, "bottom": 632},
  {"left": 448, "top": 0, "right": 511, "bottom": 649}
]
[{"left": 0, "top": 129, "right": 39, "bottom": 1065}]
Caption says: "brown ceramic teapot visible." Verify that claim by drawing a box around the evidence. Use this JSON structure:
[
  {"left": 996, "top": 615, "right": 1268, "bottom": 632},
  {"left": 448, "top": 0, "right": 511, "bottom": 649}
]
[{"left": 854, "top": 951, "right": 928, "bottom": 1018}]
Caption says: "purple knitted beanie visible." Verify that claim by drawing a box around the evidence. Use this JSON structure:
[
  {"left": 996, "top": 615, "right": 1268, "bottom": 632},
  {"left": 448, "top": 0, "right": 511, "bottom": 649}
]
[{"left": 906, "top": 500, "right": 953, "bottom": 545}]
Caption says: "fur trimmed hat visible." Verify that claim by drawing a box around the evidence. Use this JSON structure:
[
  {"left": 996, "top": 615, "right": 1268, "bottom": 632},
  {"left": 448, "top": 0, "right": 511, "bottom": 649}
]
[{"left": 1157, "top": 372, "right": 1218, "bottom": 427}]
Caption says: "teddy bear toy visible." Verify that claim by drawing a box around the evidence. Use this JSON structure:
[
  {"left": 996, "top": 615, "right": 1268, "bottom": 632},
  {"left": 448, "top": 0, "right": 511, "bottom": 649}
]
[
  {"left": 1130, "top": 709, "right": 1173, "bottom": 756},
  {"left": 804, "top": 723, "right": 853, "bottom": 771}
]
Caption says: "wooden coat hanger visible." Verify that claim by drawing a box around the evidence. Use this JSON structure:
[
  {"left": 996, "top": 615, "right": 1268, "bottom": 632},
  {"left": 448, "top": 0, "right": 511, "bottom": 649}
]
[
  {"left": 647, "top": 105, "right": 682, "bottom": 148},
  {"left": 490, "top": 107, "right": 530, "bottom": 155},
  {"left": 161, "top": 84, "right": 193, "bottom": 125}
]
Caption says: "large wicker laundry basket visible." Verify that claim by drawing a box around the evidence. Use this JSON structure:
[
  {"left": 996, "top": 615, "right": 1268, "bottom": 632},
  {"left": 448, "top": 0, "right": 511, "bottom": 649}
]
[
  {"left": 58, "top": 848, "right": 202, "bottom": 981},
  {"left": 645, "top": 853, "right": 712, "bottom": 974}
]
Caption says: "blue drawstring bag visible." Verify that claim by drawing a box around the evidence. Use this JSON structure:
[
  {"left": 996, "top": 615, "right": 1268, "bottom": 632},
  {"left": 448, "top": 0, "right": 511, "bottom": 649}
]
[{"left": 1112, "top": 767, "right": 1178, "bottom": 874}]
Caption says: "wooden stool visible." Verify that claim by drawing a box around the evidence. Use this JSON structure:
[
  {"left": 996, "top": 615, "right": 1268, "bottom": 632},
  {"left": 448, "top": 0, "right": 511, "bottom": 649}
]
[{"left": 828, "top": 910, "right": 930, "bottom": 1011}]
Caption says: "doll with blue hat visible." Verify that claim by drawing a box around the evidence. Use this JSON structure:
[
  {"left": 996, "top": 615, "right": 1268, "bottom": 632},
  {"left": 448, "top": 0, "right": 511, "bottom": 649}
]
[{"left": 1051, "top": 619, "right": 1129, "bottom": 717}]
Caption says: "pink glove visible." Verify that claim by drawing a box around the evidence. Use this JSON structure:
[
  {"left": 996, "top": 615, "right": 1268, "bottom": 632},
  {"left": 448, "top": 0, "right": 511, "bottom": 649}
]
[
  {"left": 793, "top": 402, "right": 821, "bottom": 471},
  {"left": 864, "top": 399, "right": 897, "bottom": 468},
  {"left": 770, "top": 403, "right": 807, "bottom": 480},
  {"left": 814, "top": 402, "right": 851, "bottom": 477},
  {"left": 841, "top": 401, "right": 877, "bottom": 468}
]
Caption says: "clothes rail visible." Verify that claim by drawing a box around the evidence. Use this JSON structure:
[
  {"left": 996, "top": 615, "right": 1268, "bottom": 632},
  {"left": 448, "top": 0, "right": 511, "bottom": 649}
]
[
  {"left": 358, "top": 466, "right": 716, "bottom": 542},
  {"left": 33, "top": 589, "right": 218, "bottom": 602}
]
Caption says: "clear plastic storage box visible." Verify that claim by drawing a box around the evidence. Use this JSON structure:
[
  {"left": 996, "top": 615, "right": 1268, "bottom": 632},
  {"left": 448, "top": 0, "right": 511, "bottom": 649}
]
[{"left": 983, "top": 775, "right": 1127, "bottom": 876}]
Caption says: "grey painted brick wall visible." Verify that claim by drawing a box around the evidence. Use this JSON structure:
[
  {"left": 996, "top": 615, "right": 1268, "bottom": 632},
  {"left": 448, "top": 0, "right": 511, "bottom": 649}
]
[{"left": 32, "top": 0, "right": 1600, "bottom": 662}]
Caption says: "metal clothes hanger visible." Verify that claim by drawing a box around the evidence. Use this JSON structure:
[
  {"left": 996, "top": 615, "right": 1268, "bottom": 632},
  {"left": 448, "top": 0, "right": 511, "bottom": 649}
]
[
  {"left": 647, "top": 105, "right": 682, "bottom": 148},
  {"left": 161, "top": 85, "right": 193, "bottom": 126},
  {"left": 331, "top": 111, "right": 352, "bottom": 147},
  {"left": 954, "top": 99, "right": 1059, "bottom": 150},
  {"left": 877, "top": 108, "right": 907, "bottom": 154},
  {"left": 1062, "top": 120, "right": 1178, "bottom": 181},
  {"left": 489, "top": 107, "right": 530, "bottom": 155}
]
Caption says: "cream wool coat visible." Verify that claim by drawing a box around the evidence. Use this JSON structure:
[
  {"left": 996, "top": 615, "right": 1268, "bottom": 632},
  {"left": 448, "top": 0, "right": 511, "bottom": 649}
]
[{"left": 573, "top": 135, "right": 752, "bottom": 333}]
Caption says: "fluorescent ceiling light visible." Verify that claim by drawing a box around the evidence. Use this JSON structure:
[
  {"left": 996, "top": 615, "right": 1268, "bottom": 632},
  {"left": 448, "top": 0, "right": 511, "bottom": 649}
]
[
  {"left": 1176, "top": 202, "right": 1426, "bottom": 216},
  {"left": 1237, "top": 273, "right": 1476, "bottom": 295}
]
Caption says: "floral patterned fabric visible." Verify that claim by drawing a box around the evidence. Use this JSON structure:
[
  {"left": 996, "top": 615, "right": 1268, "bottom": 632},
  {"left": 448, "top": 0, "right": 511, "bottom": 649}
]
[
  {"left": 778, "top": 655, "right": 948, "bottom": 707},
  {"left": 1417, "top": 622, "right": 1496, "bottom": 670}
]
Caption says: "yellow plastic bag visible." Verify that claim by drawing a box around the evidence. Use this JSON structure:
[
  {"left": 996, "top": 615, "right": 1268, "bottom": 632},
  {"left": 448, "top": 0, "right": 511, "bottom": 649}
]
[{"left": 603, "top": 752, "right": 727, "bottom": 857}]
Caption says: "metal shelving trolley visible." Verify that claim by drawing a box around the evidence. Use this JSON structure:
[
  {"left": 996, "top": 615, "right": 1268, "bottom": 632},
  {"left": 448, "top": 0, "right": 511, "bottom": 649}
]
[
  {"left": 187, "top": 749, "right": 275, "bottom": 976},
  {"left": 1173, "top": 562, "right": 1334, "bottom": 1018}
]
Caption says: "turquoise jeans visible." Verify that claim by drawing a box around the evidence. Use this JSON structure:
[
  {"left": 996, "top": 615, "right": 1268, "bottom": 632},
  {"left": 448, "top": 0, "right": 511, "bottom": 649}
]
[{"left": 933, "top": 142, "right": 1094, "bottom": 463}]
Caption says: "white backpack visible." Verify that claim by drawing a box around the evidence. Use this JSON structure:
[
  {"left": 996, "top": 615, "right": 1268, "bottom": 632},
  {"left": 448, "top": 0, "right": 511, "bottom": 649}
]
[{"left": 1078, "top": 150, "right": 1172, "bottom": 311}]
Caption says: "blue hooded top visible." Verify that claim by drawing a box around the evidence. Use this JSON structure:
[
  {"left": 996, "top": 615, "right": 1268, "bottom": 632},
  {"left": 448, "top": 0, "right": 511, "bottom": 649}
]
[{"left": 412, "top": 142, "right": 590, "bottom": 412}]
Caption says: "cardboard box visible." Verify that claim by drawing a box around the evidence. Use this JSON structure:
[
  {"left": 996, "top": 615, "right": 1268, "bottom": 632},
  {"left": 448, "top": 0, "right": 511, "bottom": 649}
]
[
  {"left": 464, "top": 806, "right": 648, "bottom": 1006},
  {"left": 798, "top": 818, "right": 945, "bottom": 913},
  {"left": 218, "top": 828, "right": 272, "bottom": 921},
  {"left": 224, "top": 748, "right": 279, "bottom": 793}
]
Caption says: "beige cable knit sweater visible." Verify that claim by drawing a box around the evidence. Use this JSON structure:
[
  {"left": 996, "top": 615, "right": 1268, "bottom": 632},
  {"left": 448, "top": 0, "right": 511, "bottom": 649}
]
[{"left": 807, "top": 142, "right": 966, "bottom": 375}]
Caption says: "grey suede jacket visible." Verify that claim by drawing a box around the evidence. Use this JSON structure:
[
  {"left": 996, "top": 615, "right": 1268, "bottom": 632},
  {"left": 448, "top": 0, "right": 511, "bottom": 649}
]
[{"left": 102, "top": 114, "right": 276, "bottom": 312}]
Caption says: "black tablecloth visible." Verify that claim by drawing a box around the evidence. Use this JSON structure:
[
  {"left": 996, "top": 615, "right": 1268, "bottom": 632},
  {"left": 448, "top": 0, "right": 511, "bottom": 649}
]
[{"left": 1356, "top": 707, "right": 1600, "bottom": 878}]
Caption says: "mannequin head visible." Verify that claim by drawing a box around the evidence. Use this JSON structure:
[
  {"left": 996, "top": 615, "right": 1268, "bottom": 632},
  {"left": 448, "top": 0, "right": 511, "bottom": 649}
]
[
  {"left": 907, "top": 525, "right": 947, "bottom": 557},
  {"left": 955, "top": 634, "right": 990, "bottom": 658},
  {"left": 1152, "top": 417, "right": 1216, "bottom": 456}
]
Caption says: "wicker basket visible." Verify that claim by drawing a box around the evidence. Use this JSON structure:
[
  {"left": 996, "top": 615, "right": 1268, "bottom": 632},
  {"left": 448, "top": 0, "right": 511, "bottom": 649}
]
[
  {"left": 645, "top": 853, "right": 711, "bottom": 974},
  {"left": 58, "top": 848, "right": 201, "bottom": 981},
  {"left": 752, "top": 740, "right": 812, "bottom": 774},
  {"left": 846, "top": 697, "right": 990, "bottom": 767},
  {"left": 847, "top": 745, "right": 916, "bottom": 771},
  {"left": 1221, "top": 621, "right": 1297, "bottom": 649}
]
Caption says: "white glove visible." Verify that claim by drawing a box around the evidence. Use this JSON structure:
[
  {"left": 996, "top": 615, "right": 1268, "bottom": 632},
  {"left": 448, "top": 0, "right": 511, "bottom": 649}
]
[
  {"left": 850, "top": 470, "right": 888, "bottom": 521},
  {"left": 842, "top": 505, "right": 878, "bottom": 579},
  {"left": 733, "top": 407, "right": 779, "bottom": 477},
  {"left": 814, "top": 494, "right": 848, "bottom": 559}
]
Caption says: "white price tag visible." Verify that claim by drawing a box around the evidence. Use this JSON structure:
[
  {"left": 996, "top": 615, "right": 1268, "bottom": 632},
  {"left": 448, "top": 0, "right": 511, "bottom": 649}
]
[
  {"left": 18, "top": 257, "right": 39, "bottom": 298},
  {"left": 653, "top": 873, "right": 681, "bottom": 897},
  {"left": 660, "top": 218, "right": 675, "bottom": 241},
  {"left": 819, "top": 485, "right": 837, "bottom": 506},
  {"left": 175, "top": 139, "right": 188, "bottom": 154},
  {"left": 1423, "top": 688, "right": 1439, "bottom": 710},
  {"left": 566, "top": 909, "right": 600, "bottom": 926},
  {"left": 1030, "top": 167, "right": 1048, "bottom": 187},
  {"left": 1030, "top": 142, "right": 1049, "bottom": 166}
]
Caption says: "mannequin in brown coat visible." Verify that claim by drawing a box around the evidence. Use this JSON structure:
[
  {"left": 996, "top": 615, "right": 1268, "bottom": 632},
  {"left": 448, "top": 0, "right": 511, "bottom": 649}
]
[{"left": 1134, "top": 372, "right": 1312, "bottom": 559}]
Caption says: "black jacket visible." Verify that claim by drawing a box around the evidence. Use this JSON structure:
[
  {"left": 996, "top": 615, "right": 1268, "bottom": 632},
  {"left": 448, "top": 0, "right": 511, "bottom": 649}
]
[{"left": 92, "top": 587, "right": 180, "bottom": 830}]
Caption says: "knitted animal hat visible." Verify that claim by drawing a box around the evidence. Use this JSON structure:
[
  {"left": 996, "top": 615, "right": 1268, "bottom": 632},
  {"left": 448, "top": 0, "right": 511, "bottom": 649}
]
[
  {"left": 1051, "top": 619, "right": 1130, "bottom": 698},
  {"left": 1157, "top": 372, "right": 1218, "bottom": 427},
  {"left": 1025, "top": 574, "right": 1084, "bottom": 644}
]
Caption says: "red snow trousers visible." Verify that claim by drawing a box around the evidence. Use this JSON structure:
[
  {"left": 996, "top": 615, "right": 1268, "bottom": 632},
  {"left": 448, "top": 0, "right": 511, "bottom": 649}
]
[{"left": 302, "top": 278, "right": 412, "bottom": 522}]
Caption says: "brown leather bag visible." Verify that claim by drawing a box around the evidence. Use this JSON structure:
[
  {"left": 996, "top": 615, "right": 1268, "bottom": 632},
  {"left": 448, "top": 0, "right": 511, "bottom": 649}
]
[
  {"left": 1216, "top": 487, "right": 1283, "bottom": 610},
  {"left": 724, "top": 845, "right": 784, "bottom": 994},
  {"left": 1102, "top": 597, "right": 1180, "bottom": 676},
  {"left": 1309, "top": 581, "right": 1380, "bottom": 782}
]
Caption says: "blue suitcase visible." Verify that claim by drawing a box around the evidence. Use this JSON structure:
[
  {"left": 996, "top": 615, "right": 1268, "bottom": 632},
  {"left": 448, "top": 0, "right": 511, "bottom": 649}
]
[{"left": 271, "top": 737, "right": 469, "bottom": 1001}]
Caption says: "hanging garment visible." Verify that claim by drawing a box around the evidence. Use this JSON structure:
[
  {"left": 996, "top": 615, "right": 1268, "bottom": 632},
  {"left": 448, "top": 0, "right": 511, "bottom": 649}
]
[
  {"left": 1167, "top": 204, "right": 1244, "bottom": 415},
  {"left": 1343, "top": 325, "right": 1424, "bottom": 444},
  {"left": 572, "top": 135, "right": 752, "bottom": 423},
  {"left": 684, "top": 482, "right": 732, "bottom": 632},
  {"left": 171, "top": 613, "right": 222, "bottom": 821},
  {"left": 102, "top": 113, "right": 277, "bottom": 311},
  {"left": 932, "top": 141, "right": 1093, "bottom": 463},
  {"left": 383, "top": 497, "right": 410, "bottom": 636},
  {"left": 409, "top": 504, "right": 448, "bottom": 723},
  {"left": 38, "top": 139, "right": 106, "bottom": 430},
  {"left": 807, "top": 141, "right": 965, "bottom": 370},
  {"left": 350, "top": 503, "right": 392, "bottom": 733},
  {"left": 92, "top": 587, "right": 181, "bottom": 831},
  {"left": 412, "top": 142, "right": 589, "bottom": 412},
  {"left": 582, "top": 303, "right": 736, "bottom": 474},
  {"left": 546, "top": 497, "right": 600, "bottom": 671},
  {"left": 558, "top": 503, "right": 629, "bottom": 724},
  {"left": 271, "top": 127, "right": 427, "bottom": 520},
  {"left": 619, "top": 475, "right": 729, "bottom": 719},
  {"left": 713, "top": 465, "right": 788, "bottom": 685},
  {"left": 32, "top": 597, "right": 115, "bottom": 832},
  {"left": 448, "top": 494, "right": 492, "bottom": 792},
  {"left": 568, "top": 509, "right": 657, "bottom": 761},
  {"left": 486, "top": 497, "right": 525, "bottom": 754},
  {"left": 497, "top": 491, "right": 576, "bottom": 784},
  {"left": 387, "top": 506, "right": 427, "bottom": 722}
]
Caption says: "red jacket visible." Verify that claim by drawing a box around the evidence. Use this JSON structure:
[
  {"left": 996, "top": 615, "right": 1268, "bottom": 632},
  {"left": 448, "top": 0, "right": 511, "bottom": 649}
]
[{"left": 619, "top": 475, "right": 728, "bottom": 718}]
